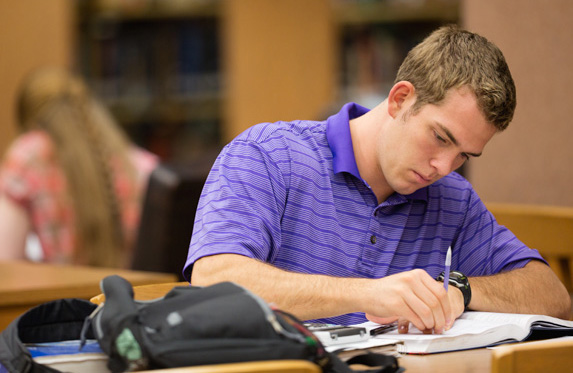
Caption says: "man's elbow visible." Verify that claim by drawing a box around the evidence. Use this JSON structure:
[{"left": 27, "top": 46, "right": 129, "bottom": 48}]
[
  {"left": 190, "top": 254, "right": 243, "bottom": 287},
  {"left": 545, "top": 279, "right": 572, "bottom": 320},
  {"left": 554, "top": 287, "right": 572, "bottom": 320},
  {"left": 190, "top": 256, "right": 221, "bottom": 287}
]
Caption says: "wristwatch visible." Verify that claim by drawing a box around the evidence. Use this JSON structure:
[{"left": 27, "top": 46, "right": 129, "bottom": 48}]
[{"left": 437, "top": 270, "right": 472, "bottom": 311}]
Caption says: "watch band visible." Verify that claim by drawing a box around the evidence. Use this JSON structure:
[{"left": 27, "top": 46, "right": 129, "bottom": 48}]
[{"left": 437, "top": 270, "right": 472, "bottom": 311}]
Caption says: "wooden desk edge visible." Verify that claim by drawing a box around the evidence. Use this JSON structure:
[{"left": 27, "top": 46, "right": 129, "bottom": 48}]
[
  {"left": 1, "top": 274, "right": 178, "bottom": 307},
  {"left": 90, "top": 281, "right": 188, "bottom": 304}
]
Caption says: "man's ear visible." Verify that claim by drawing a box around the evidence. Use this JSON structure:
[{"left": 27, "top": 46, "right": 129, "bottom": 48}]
[{"left": 387, "top": 81, "right": 415, "bottom": 119}]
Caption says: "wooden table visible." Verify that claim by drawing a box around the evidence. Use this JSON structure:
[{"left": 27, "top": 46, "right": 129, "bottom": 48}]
[
  {"left": 400, "top": 348, "right": 491, "bottom": 372},
  {"left": 139, "top": 349, "right": 493, "bottom": 373},
  {"left": 0, "top": 260, "right": 178, "bottom": 331},
  {"left": 87, "top": 282, "right": 573, "bottom": 373},
  {"left": 94, "top": 282, "right": 494, "bottom": 373}
]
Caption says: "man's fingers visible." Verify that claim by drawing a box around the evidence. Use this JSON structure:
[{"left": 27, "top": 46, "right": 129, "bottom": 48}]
[
  {"left": 365, "top": 314, "right": 398, "bottom": 325},
  {"left": 397, "top": 319, "right": 410, "bottom": 334},
  {"left": 369, "top": 269, "right": 455, "bottom": 334},
  {"left": 404, "top": 282, "right": 449, "bottom": 333}
]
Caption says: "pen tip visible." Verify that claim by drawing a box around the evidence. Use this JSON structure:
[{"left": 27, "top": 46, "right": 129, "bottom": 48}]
[{"left": 446, "top": 246, "right": 452, "bottom": 265}]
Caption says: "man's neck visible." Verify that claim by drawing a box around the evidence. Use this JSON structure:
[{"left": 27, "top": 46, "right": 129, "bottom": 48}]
[{"left": 349, "top": 102, "right": 394, "bottom": 203}]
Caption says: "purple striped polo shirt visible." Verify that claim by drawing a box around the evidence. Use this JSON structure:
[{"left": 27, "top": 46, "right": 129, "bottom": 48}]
[{"left": 184, "top": 102, "right": 544, "bottom": 325}]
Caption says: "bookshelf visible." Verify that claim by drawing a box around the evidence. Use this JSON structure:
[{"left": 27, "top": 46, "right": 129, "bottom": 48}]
[
  {"left": 332, "top": 0, "right": 460, "bottom": 108},
  {"left": 75, "top": 0, "right": 459, "bottom": 164},
  {"left": 76, "top": 0, "right": 223, "bottom": 163}
]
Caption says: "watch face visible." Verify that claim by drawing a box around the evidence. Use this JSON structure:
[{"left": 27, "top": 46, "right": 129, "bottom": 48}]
[
  {"left": 435, "top": 270, "right": 471, "bottom": 310},
  {"left": 450, "top": 271, "right": 469, "bottom": 287},
  {"left": 447, "top": 271, "right": 471, "bottom": 309}
]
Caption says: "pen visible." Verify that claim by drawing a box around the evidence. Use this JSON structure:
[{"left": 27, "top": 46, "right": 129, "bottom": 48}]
[
  {"left": 443, "top": 246, "right": 451, "bottom": 292},
  {"left": 370, "top": 322, "right": 398, "bottom": 336}
]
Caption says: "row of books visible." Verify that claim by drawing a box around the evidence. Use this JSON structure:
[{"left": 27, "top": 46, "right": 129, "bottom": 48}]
[{"left": 79, "top": 17, "right": 221, "bottom": 102}]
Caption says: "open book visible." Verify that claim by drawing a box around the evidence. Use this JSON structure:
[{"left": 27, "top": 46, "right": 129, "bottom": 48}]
[{"left": 357, "top": 311, "right": 573, "bottom": 354}]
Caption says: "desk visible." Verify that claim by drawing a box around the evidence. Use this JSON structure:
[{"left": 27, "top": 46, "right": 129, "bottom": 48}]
[
  {"left": 95, "top": 282, "right": 493, "bottom": 373},
  {"left": 134, "top": 337, "right": 493, "bottom": 373},
  {"left": 0, "top": 260, "right": 178, "bottom": 331},
  {"left": 400, "top": 348, "right": 491, "bottom": 372},
  {"left": 90, "top": 283, "right": 573, "bottom": 373}
]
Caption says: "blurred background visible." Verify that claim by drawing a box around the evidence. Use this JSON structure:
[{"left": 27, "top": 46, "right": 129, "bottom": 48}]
[{"left": 1, "top": 0, "right": 572, "bottom": 207}]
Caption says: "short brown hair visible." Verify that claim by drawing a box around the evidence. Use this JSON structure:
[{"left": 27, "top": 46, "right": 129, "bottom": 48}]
[{"left": 395, "top": 25, "right": 516, "bottom": 131}]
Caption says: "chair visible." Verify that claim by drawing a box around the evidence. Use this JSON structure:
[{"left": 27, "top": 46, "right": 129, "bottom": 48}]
[
  {"left": 131, "top": 163, "right": 210, "bottom": 280},
  {"left": 487, "top": 203, "right": 573, "bottom": 292},
  {"left": 491, "top": 338, "right": 573, "bottom": 373}
]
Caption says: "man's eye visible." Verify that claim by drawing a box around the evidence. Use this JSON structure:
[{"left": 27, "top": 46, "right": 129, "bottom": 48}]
[{"left": 435, "top": 132, "right": 447, "bottom": 143}]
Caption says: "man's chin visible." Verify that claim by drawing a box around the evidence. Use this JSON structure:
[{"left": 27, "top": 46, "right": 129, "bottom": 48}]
[{"left": 394, "top": 184, "right": 423, "bottom": 196}]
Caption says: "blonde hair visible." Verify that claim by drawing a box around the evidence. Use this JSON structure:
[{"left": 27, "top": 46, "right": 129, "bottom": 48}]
[
  {"left": 396, "top": 25, "right": 516, "bottom": 131},
  {"left": 17, "top": 67, "right": 136, "bottom": 267}
]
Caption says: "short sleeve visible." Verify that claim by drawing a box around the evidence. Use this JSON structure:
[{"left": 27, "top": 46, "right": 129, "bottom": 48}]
[
  {"left": 0, "top": 131, "right": 72, "bottom": 261},
  {"left": 454, "top": 187, "right": 546, "bottom": 276},
  {"left": 184, "top": 137, "right": 288, "bottom": 279},
  {"left": 0, "top": 132, "right": 55, "bottom": 207}
]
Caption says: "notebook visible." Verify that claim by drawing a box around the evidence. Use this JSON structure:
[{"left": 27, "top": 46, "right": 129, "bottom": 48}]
[{"left": 358, "top": 311, "right": 573, "bottom": 354}]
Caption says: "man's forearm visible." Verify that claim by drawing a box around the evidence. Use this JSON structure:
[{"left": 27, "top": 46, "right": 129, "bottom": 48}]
[
  {"left": 192, "top": 253, "right": 464, "bottom": 332},
  {"left": 468, "top": 260, "right": 571, "bottom": 319},
  {"left": 191, "top": 253, "right": 366, "bottom": 320}
]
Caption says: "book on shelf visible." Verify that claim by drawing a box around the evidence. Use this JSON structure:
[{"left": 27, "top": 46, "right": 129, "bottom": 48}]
[{"left": 357, "top": 311, "right": 573, "bottom": 354}]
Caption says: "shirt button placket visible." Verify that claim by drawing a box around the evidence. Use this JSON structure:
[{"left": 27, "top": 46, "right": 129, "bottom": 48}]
[{"left": 370, "top": 235, "right": 377, "bottom": 244}]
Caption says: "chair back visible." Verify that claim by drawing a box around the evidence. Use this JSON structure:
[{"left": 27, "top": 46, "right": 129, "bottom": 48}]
[
  {"left": 487, "top": 203, "right": 573, "bottom": 292},
  {"left": 491, "top": 338, "right": 573, "bottom": 373},
  {"left": 131, "top": 163, "right": 209, "bottom": 280}
]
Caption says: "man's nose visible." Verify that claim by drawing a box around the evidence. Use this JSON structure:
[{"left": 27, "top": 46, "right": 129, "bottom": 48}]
[{"left": 430, "top": 152, "right": 461, "bottom": 177}]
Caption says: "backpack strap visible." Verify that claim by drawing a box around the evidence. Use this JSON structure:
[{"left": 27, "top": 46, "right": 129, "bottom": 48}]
[
  {"left": 89, "top": 274, "right": 145, "bottom": 373},
  {"left": 345, "top": 352, "right": 403, "bottom": 373},
  {"left": 0, "top": 298, "right": 96, "bottom": 373}
]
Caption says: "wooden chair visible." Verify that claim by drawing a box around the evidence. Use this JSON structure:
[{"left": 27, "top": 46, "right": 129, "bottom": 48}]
[
  {"left": 487, "top": 203, "right": 573, "bottom": 292},
  {"left": 130, "top": 163, "right": 210, "bottom": 281},
  {"left": 491, "top": 338, "right": 573, "bottom": 373}
]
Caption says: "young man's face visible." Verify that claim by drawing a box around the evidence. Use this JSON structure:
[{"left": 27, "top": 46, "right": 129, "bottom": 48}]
[{"left": 378, "top": 87, "right": 497, "bottom": 196}]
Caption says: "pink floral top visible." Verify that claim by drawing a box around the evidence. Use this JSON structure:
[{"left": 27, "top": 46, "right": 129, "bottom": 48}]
[{"left": 0, "top": 130, "right": 158, "bottom": 264}]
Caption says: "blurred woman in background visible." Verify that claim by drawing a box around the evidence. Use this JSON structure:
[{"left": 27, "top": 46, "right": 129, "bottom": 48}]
[{"left": 0, "top": 67, "right": 158, "bottom": 268}]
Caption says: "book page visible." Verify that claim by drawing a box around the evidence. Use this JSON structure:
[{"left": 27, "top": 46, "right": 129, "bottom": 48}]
[
  {"left": 353, "top": 313, "right": 573, "bottom": 354},
  {"left": 460, "top": 312, "right": 573, "bottom": 330},
  {"left": 357, "top": 315, "right": 515, "bottom": 338},
  {"left": 460, "top": 312, "right": 538, "bottom": 330},
  {"left": 354, "top": 313, "right": 533, "bottom": 353}
]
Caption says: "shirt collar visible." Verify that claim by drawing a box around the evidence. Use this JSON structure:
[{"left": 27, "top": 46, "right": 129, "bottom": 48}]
[
  {"left": 326, "top": 102, "right": 428, "bottom": 203},
  {"left": 326, "top": 102, "right": 369, "bottom": 178}
]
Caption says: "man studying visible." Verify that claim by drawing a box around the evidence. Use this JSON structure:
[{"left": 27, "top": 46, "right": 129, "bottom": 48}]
[{"left": 183, "top": 26, "right": 571, "bottom": 334}]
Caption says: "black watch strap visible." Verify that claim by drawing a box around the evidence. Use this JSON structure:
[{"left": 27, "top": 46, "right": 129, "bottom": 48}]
[{"left": 437, "top": 270, "right": 472, "bottom": 311}]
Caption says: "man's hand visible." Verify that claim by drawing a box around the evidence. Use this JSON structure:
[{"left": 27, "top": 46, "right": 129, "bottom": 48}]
[{"left": 363, "top": 269, "right": 464, "bottom": 334}]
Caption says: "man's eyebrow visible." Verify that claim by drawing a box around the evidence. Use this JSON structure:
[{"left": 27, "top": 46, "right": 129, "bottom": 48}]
[{"left": 437, "top": 123, "right": 482, "bottom": 157}]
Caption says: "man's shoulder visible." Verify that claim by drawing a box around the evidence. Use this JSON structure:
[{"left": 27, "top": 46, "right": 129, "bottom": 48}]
[{"left": 235, "top": 119, "right": 326, "bottom": 145}]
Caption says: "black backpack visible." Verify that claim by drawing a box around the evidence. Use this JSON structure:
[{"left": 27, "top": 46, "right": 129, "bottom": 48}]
[{"left": 0, "top": 275, "right": 402, "bottom": 373}]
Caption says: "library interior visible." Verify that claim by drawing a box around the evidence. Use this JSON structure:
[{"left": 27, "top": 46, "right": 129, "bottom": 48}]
[{"left": 0, "top": 0, "right": 573, "bottom": 372}]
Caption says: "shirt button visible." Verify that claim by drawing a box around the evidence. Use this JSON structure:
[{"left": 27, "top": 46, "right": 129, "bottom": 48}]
[{"left": 370, "top": 235, "right": 377, "bottom": 244}]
